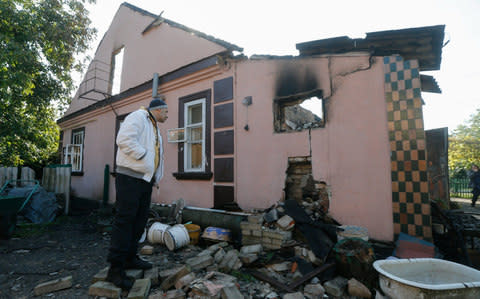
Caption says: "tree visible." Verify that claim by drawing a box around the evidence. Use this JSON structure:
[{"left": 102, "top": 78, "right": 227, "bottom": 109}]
[
  {"left": 449, "top": 108, "right": 480, "bottom": 178},
  {"left": 0, "top": 0, "right": 96, "bottom": 167}
]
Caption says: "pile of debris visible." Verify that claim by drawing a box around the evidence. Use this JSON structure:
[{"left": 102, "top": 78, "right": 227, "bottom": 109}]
[{"left": 80, "top": 198, "right": 381, "bottom": 298}]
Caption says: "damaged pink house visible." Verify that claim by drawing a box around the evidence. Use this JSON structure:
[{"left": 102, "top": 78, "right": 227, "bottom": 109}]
[{"left": 57, "top": 2, "right": 445, "bottom": 242}]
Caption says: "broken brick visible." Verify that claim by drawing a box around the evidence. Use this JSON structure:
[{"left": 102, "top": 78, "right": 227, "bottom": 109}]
[
  {"left": 206, "top": 264, "right": 219, "bottom": 272},
  {"left": 88, "top": 281, "right": 121, "bottom": 298},
  {"left": 220, "top": 285, "right": 244, "bottom": 299},
  {"left": 214, "top": 247, "right": 226, "bottom": 263},
  {"left": 248, "top": 214, "right": 264, "bottom": 224},
  {"left": 240, "top": 222, "right": 262, "bottom": 231},
  {"left": 304, "top": 283, "right": 325, "bottom": 299},
  {"left": 282, "top": 292, "right": 304, "bottom": 299},
  {"left": 324, "top": 276, "right": 348, "bottom": 298},
  {"left": 159, "top": 266, "right": 184, "bottom": 281},
  {"left": 140, "top": 245, "right": 154, "bottom": 255},
  {"left": 163, "top": 289, "right": 186, "bottom": 299},
  {"left": 127, "top": 278, "right": 151, "bottom": 299},
  {"left": 92, "top": 267, "right": 109, "bottom": 284},
  {"left": 241, "top": 236, "right": 263, "bottom": 246},
  {"left": 240, "top": 244, "right": 263, "bottom": 254},
  {"left": 267, "top": 261, "right": 291, "bottom": 272},
  {"left": 239, "top": 253, "right": 258, "bottom": 264},
  {"left": 277, "top": 215, "right": 295, "bottom": 230},
  {"left": 347, "top": 278, "right": 371, "bottom": 298},
  {"left": 219, "top": 249, "right": 240, "bottom": 271},
  {"left": 160, "top": 265, "right": 191, "bottom": 291},
  {"left": 263, "top": 229, "right": 292, "bottom": 240},
  {"left": 174, "top": 272, "right": 196, "bottom": 290},
  {"left": 33, "top": 276, "right": 72, "bottom": 296},
  {"left": 186, "top": 254, "right": 214, "bottom": 271},
  {"left": 144, "top": 267, "right": 159, "bottom": 286}
]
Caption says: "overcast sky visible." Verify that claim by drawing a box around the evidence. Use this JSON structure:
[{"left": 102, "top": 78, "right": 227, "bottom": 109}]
[{"left": 82, "top": 0, "right": 480, "bottom": 132}]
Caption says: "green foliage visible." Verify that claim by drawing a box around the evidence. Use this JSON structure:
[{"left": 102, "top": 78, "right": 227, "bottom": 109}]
[
  {"left": 0, "top": 0, "right": 96, "bottom": 167},
  {"left": 449, "top": 108, "right": 480, "bottom": 178}
]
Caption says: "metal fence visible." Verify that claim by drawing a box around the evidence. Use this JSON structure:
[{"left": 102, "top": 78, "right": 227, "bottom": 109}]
[{"left": 450, "top": 178, "right": 472, "bottom": 198}]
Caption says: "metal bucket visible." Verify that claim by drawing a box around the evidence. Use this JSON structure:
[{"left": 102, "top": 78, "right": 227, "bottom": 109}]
[
  {"left": 147, "top": 222, "right": 170, "bottom": 244},
  {"left": 164, "top": 224, "right": 190, "bottom": 251},
  {"left": 184, "top": 223, "right": 201, "bottom": 245}
]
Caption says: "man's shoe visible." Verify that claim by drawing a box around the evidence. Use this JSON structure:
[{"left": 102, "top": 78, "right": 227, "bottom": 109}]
[
  {"left": 125, "top": 255, "right": 153, "bottom": 270},
  {"left": 106, "top": 266, "right": 134, "bottom": 291}
]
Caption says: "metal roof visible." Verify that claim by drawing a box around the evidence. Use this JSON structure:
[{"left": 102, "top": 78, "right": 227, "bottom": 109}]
[{"left": 296, "top": 25, "right": 445, "bottom": 71}]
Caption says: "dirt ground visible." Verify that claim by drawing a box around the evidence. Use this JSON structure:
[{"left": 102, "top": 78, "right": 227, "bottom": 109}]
[
  {"left": 0, "top": 204, "right": 252, "bottom": 299},
  {"left": 2, "top": 198, "right": 480, "bottom": 298},
  {"left": 0, "top": 209, "right": 113, "bottom": 299}
]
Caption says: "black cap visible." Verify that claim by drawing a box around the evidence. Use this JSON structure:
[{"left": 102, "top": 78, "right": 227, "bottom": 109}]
[{"left": 148, "top": 98, "right": 167, "bottom": 110}]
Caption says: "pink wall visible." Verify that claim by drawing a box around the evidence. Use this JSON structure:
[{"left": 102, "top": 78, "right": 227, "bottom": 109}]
[
  {"left": 62, "top": 54, "right": 394, "bottom": 240},
  {"left": 61, "top": 111, "right": 117, "bottom": 200},
  {"left": 233, "top": 56, "right": 393, "bottom": 240},
  {"left": 59, "top": 3, "right": 396, "bottom": 241},
  {"left": 63, "top": 55, "right": 394, "bottom": 240},
  {"left": 66, "top": 4, "right": 228, "bottom": 116}
]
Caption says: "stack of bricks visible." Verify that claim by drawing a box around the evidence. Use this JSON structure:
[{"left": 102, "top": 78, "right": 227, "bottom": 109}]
[{"left": 240, "top": 214, "right": 292, "bottom": 250}]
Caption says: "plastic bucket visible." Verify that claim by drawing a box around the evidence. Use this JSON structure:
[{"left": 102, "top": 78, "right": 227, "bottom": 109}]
[
  {"left": 147, "top": 222, "right": 170, "bottom": 244},
  {"left": 184, "top": 224, "right": 201, "bottom": 245},
  {"left": 164, "top": 224, "right": 190, "bottom": 251}
]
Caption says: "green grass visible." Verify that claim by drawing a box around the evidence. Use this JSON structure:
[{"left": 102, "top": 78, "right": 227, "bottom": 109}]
[
  {"left": 13, "top": 222, "right": 52, "bottom": 238},
  {"left": 450, "top": 193, "right": 472, "bottom": 199},
  {"left": 230, "top": 270, "right": 257, "bottom": 282}
]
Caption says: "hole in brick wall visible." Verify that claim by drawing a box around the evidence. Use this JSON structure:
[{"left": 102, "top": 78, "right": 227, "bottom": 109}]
[{"left": 284, "top": 156, "right": 330, "bottom": 213}]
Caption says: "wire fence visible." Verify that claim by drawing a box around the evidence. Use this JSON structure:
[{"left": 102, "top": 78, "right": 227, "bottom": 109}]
[{"left": 450, "top": 178, "right": 472, "bottom": 198}]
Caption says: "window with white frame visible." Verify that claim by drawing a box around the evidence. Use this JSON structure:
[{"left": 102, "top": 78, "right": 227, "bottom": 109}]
[
  {"left": 172, "top": 90, "right": 212, "bottom": 180},
  {"left": 64, "top": 127, "right": 84, "bottom": 173},
  {"left": 184, "top": 99, "right": 206, "bottom": 172}
]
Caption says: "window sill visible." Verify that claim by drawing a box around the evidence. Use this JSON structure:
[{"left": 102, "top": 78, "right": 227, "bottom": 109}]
[
  {"left": 173, "top": 172, "right": 213, "bottom": 180},
  {"left": 71, "top": 171, "right": 84, "bottom": 176}
]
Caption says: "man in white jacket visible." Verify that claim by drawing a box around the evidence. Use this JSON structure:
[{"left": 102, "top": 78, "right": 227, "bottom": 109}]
[{"left": 106, "top": 98, "right": 167, "bottom": 290}]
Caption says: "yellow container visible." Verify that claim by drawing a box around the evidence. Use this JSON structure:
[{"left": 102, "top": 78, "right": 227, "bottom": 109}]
[{"left": 184, "top": 224, "right": 201, "bottom": 245}]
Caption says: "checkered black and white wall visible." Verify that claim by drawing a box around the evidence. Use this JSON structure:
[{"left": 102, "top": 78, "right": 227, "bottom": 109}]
[{"left": 384, "top": 55, "right": 432, "bottom": 241}]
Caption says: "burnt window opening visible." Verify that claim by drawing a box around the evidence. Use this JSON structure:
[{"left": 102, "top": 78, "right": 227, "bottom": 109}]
[{"left": 274, "top": 89, "right": 324, "bottom": 133}]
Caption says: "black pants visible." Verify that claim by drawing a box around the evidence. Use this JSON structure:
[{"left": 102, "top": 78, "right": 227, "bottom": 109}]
[
  {"left": 473, "top": 188, "right": 480, "bottom": 206},
  {"left": 107, "top": 173, "right": 152, "bottom": 267}
]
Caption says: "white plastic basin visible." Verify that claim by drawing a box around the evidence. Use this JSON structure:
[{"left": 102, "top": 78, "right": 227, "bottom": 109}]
[{"left": 374, "top": 258, "right": 480, "bottom": 298}]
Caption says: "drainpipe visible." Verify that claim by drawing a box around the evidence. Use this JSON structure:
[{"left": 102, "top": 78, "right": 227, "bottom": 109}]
[{"left": 152, "top": 73, "right": 159, "bottom": 99}]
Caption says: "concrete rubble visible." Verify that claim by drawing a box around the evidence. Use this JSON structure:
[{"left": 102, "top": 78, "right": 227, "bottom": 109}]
[
  {"left": 24, "top": 192, "right": 390, "bottom": 298},
  {"left": 15, "top": 176, "right": 480, "bottom": 299},
  {"left": 82, "top": 196, "right": 386, "bottom": 299}
]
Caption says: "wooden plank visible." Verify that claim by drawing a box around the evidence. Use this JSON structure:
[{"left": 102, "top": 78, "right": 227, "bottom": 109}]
[
  {"left": 248, "top": 270, "right": 293, "bottom": 293},
  {"left": 287, "top": 263, "right": 335, "bottom": 290}
]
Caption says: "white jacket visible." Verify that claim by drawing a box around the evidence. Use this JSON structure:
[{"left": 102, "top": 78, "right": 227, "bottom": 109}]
[{"left": 116, "top": 108, "right": 164, "bottom": 184}]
